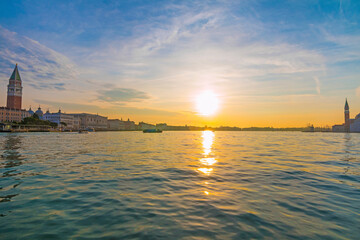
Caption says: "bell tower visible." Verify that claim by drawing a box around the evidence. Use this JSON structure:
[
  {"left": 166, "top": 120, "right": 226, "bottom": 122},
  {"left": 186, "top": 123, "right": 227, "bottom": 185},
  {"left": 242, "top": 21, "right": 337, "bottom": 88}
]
[
  {"left": 6, "top": 64, "right": 23, "bottom": 110},
  {"left": 344, "top": 98, "right": 350, "bottom": 132}
]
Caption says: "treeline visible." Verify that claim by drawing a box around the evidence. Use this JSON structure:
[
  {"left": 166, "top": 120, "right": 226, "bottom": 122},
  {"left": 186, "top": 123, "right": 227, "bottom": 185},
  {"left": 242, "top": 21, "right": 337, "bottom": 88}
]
[{"left": 20, "top": 114, "right": 58, "bottom": 128}]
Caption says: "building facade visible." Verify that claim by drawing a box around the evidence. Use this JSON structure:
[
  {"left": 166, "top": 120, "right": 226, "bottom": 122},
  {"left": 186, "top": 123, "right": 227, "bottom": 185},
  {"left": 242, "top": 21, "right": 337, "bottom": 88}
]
[
  {"left": 108, "top": 118, "right": 136, "bottom": 130},
  {"left": 138, "top": 121, "right": 155, "bottom": 130},
  {"left": 70, "top": 113, "right": 108, "bottom": 130},
  {"left": 156, "top": 123, "right": 168, "bottom": 130},
  {"left": 43, "top": 109, "right": 80, "bottom": 130},
  {"left": 0, "top": 107, "right": 30, "bottom": 122},
  {"left": 108, "top": 119, "right": 123, "bottom": 130},
  {"left": 0, "top": 64, "right": 30, "bottom": 123}
]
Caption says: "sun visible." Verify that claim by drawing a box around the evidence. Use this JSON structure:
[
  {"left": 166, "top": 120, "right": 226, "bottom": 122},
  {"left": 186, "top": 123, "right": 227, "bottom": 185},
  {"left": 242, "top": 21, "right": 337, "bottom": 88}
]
[{"left": 195, "top": 91, "right": 219, "bottom": 116}]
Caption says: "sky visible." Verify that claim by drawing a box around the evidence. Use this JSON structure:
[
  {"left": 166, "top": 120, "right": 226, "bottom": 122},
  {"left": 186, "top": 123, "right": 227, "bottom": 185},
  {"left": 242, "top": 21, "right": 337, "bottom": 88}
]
[{"left": 0, "top": 0, "right": 359, "bottom": 127}]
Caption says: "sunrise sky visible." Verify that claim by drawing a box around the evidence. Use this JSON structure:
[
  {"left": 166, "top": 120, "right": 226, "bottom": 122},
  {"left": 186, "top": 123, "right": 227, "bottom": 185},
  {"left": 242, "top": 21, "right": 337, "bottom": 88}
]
[{"left": 0, "top": 0, "right": 359, "bottom": 127}]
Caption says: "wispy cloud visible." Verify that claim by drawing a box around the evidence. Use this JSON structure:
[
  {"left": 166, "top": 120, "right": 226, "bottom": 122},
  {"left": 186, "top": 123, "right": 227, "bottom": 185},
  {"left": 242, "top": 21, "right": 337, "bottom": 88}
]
[
  {"left": 35, "top": 99, "right": 180, "bottom": 117},
  {"left": 98, "top": 88, "right": 151, "bottom": 103},
  {"left": 28, "top": 82, "right": 66, "bottom": 91},
  {"left": 78, "top": 4, "right": 326, "bottom": 101},
  {"left": 0, "top": 25, "right": 77, "bottom": 90},
  {"left": 314, "top": 77, "right": 321, "bottom": 94}
]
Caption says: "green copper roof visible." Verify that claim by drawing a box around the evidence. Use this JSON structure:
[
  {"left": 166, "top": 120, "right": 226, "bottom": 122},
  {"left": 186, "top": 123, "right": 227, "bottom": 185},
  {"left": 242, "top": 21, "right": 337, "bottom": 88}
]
[
  {"left": 9, "top": 64, "right": 21, "bottom": 81},
  {"left": 345, "top": 98, "right": 349, "bottom": 110}
]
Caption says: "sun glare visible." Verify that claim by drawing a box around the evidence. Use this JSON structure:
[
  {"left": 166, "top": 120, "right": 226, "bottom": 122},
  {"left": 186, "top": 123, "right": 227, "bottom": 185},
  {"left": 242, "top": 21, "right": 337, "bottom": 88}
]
[{"left": 196, "top": 91, "right": 219, "bottom": 116}]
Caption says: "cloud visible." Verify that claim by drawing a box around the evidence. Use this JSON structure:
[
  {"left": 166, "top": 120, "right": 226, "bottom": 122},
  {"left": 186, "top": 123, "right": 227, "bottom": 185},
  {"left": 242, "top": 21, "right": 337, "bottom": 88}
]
[
  {"left": 34, "top": 99, "right": 180, "bottom": 117},
  {"left": 82, "top": 4, "right": 325, "bottom": 81},
  {"left": 0, "top": 25, "right": 77, "bottom": 90},
  {"left": 28, "top": 82, "right": 66, "bottom": 91},
  {"left": 98, "top": 88, "right": 150, "bottom": 103}
]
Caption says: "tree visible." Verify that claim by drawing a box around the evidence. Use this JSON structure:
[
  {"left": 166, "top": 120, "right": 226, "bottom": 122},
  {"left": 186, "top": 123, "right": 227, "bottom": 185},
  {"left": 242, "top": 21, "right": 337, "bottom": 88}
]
[{"left": 20, "top": 116, "right": 58, "bottom": 128}]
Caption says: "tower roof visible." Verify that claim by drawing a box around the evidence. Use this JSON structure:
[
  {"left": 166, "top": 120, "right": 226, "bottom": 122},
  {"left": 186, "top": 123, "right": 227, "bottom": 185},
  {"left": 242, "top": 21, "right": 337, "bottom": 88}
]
[
  {"left": 345, "top": 98, "right": 349, "bottom": 110},
  {"left": 9, "top": 63, "right": 21, "bottom": 81}
]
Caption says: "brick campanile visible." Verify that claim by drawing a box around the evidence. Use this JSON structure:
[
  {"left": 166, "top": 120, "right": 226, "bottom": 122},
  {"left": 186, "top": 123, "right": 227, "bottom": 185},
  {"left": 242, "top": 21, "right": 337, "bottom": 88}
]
[{"left": 6, "top": 64, "right": 23, "bottom": 110}]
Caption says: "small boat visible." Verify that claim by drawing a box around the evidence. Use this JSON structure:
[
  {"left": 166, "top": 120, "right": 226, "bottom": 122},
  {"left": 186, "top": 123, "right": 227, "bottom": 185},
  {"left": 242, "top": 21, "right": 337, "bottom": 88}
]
[
  {"left": 143, "top": 129, "right": 162, "bottom": 133},
  {"left": 86, "top": 127, "right": 95, "bottom": 132},
  {"left": 78, "top": 130, "right": 89, "bottom": 134}
]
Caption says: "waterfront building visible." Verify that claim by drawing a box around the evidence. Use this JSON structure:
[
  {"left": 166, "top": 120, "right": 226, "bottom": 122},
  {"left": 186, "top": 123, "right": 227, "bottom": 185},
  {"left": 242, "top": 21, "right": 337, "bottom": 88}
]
[
  {"left": 332, "top": 124, "right": 345, "bottom": 132},
  {"left": 124, "top": 118, "right": 136, "bottom": 130},
  {"left": 350, "top": 114, "right": 360, "bottom": 133},
  {"left": 108, "top": 118, "right": 136, "bottom": 130},
  {"left": 138, "top": 121, "right": 155, "bottom": 130},
  {"left": 43, "top": 109, "right": 79, "bottom": 130},
  {"left": 108, "top": 119, "right": 123, "bottom": 130},
  {"left": 69, "top": 113, "right": 108, "bottom": 130},
  {"left": 0, "top": 107, "right": 30, "bottom": 122},
  {"left": 156, "top": 123, "right": 168, "bottom": 130},
  {"left": 0, "top": 64, "right": 31, "bottom": 123},
  {"left": 332, "top": 99, "right": 360, "bottom": 133}
]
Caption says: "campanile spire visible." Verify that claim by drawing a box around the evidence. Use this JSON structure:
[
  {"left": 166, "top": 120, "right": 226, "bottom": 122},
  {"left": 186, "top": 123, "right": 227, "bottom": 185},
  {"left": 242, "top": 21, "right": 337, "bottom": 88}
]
[
  {"left": 344, "top": 98, "right": 350, "bottom": 132},
  {"left": 6, "top": 64, "right": 23, "bottom": 109}
]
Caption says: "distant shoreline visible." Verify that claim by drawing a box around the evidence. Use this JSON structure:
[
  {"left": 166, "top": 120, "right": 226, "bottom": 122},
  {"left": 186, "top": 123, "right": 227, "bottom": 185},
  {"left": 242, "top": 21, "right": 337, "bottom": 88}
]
[{"left": 1, "top": 129, "right": 356, "bottom": 133}]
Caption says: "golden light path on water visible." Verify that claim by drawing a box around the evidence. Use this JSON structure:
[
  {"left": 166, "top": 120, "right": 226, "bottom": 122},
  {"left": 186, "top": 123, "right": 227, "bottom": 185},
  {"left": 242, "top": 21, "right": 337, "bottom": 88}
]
[{"left": 197, "top": 130, "right": 217, "bottom": 195}]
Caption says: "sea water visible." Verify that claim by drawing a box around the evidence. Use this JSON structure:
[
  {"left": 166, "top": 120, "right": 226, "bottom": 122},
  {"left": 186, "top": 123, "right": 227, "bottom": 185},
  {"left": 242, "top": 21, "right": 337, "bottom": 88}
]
[{"left": 0, "top": 131, "right": 359, "bottom": 239}]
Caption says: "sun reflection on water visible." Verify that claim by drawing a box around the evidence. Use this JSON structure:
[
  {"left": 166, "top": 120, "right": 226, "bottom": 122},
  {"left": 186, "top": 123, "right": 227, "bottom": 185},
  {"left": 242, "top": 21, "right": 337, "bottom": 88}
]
[
  {"left": 197, "top": 130, "right": 217, "bottom": 195},
  {"left": 198, "top": 167, "right": 213, "bottom": 175},
  {"left": 200, "top": 158, "right": 217, "bottom": 166},
  {"left": 202, "top": 130, "right": 214, "bottom": 156}
]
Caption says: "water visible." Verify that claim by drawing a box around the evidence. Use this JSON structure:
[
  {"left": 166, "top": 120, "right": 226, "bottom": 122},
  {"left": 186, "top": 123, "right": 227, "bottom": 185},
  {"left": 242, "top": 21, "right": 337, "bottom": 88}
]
[{"left": 0, "top": 131, "right": 359, "bottom": 239}]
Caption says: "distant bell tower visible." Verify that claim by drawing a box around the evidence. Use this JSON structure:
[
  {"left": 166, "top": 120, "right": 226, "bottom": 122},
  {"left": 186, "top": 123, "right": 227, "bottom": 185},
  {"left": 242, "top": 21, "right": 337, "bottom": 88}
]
[
  {"left": 6, "top": 64, "right": 23, "bottom": 110},
  {"left": 344, "top": 98, "right": 350, "bottom": 132}
]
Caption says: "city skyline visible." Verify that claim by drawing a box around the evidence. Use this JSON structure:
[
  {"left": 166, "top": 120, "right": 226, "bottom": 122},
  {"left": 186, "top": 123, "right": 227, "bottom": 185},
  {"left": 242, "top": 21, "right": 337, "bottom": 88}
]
[{"left": 0, "top": 0, "right": 359, "bottom": 127}]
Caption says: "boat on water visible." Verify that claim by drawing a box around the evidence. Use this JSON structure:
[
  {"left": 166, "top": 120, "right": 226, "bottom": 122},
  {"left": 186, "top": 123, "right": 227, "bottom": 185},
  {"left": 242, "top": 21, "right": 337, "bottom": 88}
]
[
  {"left": 86, "top": 127, "right": 95, "bottom": 132},
  {"left": 78, "top": 127, "right": 95, "bottom": 134},
  {"left": 143, "top": 129, "right": 162, "bottom": 133}
]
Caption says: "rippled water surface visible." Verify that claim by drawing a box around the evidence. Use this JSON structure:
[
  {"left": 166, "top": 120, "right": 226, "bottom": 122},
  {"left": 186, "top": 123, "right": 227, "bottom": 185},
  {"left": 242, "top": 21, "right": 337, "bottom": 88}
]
[{"left": 1, "top": 131, "right": 359, "bottom": 239}]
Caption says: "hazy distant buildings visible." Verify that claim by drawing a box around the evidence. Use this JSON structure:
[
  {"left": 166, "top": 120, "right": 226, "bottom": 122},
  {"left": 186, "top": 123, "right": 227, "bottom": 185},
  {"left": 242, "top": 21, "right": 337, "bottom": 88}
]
[
  {"left": 138, "top": 121, "right": 155, "bottom": 130},
  {"left": 0, "top": 64, "right": 31, "bottom": 122},
  {"left": 70, "top": 113, "right": 108, "bottom": 130},
  {"left": 108, "top": 118, "right": 136, "bottom": 130},
  {"left": 156, "top": 123, "right": 168, "bottom": 130},
  {"left": 332, "top": 99, "right": 360, "bottom": 133},
  {"left": 350, "top": 116, "right": 360, "bottom": 132}
]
